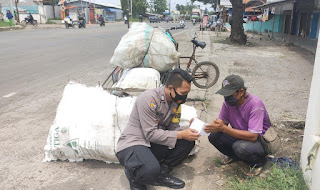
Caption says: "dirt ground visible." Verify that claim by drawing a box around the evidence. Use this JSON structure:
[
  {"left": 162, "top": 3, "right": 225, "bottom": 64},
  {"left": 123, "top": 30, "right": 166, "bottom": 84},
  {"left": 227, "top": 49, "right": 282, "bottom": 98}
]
[{"left": 0, "top": 28, "right": 314, "bottom": 190}]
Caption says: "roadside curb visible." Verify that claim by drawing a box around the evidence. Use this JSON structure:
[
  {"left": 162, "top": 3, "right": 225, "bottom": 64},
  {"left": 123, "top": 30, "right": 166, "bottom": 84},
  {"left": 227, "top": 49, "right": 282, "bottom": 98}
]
[{"left": 0, "top": 25, "right": 24, "bottom": 32}]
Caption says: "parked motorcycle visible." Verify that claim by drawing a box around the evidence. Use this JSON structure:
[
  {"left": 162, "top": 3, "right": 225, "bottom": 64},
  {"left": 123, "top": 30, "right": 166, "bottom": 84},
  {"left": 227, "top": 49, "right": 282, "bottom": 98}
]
[
  {"left": 64, "top": 17, "right": 74, "bottom": 29},
  {"left": 20, "top": 17, "right": 38, "bottom": 26}
]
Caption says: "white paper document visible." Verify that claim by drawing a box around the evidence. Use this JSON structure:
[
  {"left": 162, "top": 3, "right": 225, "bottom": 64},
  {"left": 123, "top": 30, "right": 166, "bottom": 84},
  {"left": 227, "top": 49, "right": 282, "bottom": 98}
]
[{"left": 190, "top": 117, "right": 210, "bottom": 136}]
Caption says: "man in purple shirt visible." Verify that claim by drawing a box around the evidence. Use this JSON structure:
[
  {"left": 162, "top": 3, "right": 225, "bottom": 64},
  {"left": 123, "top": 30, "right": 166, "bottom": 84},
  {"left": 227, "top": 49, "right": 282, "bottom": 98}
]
[{"left": 205, "top": 75, "right": 271, "bottom": 176}]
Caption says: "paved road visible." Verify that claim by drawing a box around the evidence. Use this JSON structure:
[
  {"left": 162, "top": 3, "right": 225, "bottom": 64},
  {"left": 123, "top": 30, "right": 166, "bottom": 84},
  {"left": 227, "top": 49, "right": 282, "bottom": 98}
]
[
  {"left": 0, "top": 21, "right": 194, "bottom": 99},
  {"left": 0, "top": 21, "right": 199, "bottom": 190}
]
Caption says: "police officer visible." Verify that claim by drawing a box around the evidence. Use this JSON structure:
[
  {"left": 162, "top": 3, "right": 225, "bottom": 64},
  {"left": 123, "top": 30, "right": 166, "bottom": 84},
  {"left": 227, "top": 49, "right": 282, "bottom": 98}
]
[{"left": 116, "top": 69, "right": 200, "bottom": 190}]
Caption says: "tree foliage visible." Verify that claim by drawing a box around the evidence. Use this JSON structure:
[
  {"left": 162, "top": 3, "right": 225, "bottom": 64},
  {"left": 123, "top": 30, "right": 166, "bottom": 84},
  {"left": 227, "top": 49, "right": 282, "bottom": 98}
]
[
  {"left": 153, "top": 0, "right": 167, "bottom": 14},
  {"left": 175, "top": 3, "right": 197, "bottom": 15},
  {"left": 120, "top": 0, "right": 147, "bottom": 18}
]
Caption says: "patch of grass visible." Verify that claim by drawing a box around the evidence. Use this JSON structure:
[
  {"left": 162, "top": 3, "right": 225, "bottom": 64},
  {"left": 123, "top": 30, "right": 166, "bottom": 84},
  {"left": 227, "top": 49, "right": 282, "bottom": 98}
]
[
  {"left": 46, "top": 19, "right": 56, "bottom": 24},
  {"left": 213, "top": 39, "right": 224, "bottom": 43},
  {"left": 246, "top": 41, "right": 256, "bottom": 47},
  {"left": 214, "top": 157, "right": 222, "bottom": 167},
  {"left": 48, "top": 18, "right": 61, "bottom": 20},
  {"left": 0, "top": 20, "right": 10, "bottom": 27},
  {"left": 226, "top": 164, "right": 309, "bottom": 190}
]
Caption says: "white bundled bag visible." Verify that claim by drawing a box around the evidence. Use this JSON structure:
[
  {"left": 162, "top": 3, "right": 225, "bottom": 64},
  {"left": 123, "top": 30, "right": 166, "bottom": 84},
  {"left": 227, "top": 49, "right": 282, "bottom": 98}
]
[
  {"left": 113, "top": 68, "right": 160, "bottom": 90},
  {"left": 110, "top": 23, "right": 180, "bottom": 72},
  {"left": 43, "top": 82, "right": 136, "bottom": 163},
  {"left": 44, "top": 82, "right": 198, "bottom": 163}
]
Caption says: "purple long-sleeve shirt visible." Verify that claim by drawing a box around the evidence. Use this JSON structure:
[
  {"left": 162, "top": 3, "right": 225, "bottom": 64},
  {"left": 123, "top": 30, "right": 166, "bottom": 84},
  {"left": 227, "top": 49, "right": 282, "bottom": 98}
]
[{"left": 219, "top": 93, "right": 271, "bottom": 135}]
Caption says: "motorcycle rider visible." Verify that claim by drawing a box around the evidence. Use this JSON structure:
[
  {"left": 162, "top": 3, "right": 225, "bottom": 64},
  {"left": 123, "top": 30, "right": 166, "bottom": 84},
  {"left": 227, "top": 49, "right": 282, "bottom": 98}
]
[
  {"left": 179, "top": 18, "right": 185, "bottom": 27},
  {"left": 99, "top": 14, "right": 105, "bottom": 25},
  {"left": 27, "top": 13, "right": 34, "bottom": 24},
  {"left": 192, "top": 18, "right": 196, "bottom": 25},
  {"left": 78, "top": 13, "right": 85, "bottom": 27}
]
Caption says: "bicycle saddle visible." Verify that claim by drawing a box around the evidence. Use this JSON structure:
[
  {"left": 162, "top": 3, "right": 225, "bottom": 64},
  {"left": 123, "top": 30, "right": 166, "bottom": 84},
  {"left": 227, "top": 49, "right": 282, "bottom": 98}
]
[{"left": 191, "top": 39, "right": 206, "bottom": 49}]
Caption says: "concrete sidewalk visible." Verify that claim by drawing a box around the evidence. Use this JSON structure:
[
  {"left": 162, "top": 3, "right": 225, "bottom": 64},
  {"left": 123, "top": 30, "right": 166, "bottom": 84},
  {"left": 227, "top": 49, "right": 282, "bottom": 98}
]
[{"left": 261, "top": 31, "right": 318, "bottom": 54}]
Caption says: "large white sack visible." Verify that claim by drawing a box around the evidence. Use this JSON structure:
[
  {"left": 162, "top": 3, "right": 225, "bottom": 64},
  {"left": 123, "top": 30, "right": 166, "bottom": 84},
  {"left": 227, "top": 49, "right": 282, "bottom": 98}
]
[
  {"left": 110, "top": 22, "right": 180, "bottom": 72},
  {"left": 113, "top": 68, "right": 160, "bottom": 89},
  {"left": 44, "top": 82, "right": 197, "bottom": 163},
  {"left": 43, "top": 82, "right": 136, "bottom": 163}
]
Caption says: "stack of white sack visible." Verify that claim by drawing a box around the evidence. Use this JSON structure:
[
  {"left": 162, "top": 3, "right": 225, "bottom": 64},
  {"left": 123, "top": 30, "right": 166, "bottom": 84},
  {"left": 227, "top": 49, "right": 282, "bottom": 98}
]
[
  {"left": 113, "top": 68, "right": 160, "bottom": 90},
  {"left": 110, "top": 22, "right": 180, "bottom": 72},
  {"left": 43, "top": 82, "right": 198, "bottom": 164}
]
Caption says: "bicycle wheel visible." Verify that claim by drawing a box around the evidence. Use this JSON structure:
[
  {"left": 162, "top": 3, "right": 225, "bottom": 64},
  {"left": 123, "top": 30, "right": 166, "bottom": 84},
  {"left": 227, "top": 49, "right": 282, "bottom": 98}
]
[{"left": 192, "top": 61, "right": 220, "bottom": 89}]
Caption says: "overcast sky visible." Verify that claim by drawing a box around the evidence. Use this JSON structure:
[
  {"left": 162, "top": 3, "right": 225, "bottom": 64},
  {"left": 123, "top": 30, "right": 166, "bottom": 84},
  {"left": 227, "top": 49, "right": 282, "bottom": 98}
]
[
  {"left": 109, "top": 0, "right": 213, "bottom": 12},
  {"left": 169, "top": 0, "right": 214, "bottom": 11}
]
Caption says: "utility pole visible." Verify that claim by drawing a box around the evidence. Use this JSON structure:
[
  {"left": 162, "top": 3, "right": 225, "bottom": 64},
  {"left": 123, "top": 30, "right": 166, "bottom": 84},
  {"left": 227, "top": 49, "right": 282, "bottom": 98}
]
[{"left": 127, "top": 0, "right": 130, "bottom": 29}]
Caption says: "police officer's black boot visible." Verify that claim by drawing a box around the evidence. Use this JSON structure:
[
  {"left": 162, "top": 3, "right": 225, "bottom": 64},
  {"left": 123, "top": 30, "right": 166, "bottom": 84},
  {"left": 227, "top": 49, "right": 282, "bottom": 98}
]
[
  {"left": 153, "top": 164, "right": 185, "bottom": 189},
  {"left": 125, "top": 168, "right": 146, "bottom": 190}
]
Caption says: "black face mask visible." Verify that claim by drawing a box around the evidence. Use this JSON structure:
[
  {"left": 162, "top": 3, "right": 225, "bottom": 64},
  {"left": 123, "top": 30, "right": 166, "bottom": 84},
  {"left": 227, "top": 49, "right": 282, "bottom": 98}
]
[
  {"left": 224, "top": 93, "right": 238, "bottom": 106},
  {"left": 170, "top": 87, "right": 187, "bottom": 104}
]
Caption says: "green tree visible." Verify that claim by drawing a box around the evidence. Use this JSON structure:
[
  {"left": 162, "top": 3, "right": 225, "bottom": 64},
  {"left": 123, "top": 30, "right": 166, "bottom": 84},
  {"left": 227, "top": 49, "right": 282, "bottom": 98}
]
[
  {"left": 176, "top": 4, "right": 180, "bottom": 11},
  {"left": 133, "top": 0, "right": 147, "bottom": 17},
  {"left": 179, "top": 5, "right": 185, "bottom": 14},
  {"left": 204, "top": 7, "right": 208, "bottom": 14},
  {"left": 120, "top": 0, "right": 147, "bottom": 18},
  {"left": 154, "top": 0, "right": 167, "bottom": 14}
]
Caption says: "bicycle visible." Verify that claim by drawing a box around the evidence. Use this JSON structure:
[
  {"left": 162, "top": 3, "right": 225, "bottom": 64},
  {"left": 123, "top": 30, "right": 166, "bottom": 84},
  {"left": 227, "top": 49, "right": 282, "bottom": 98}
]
[
  {"left": 102, "top": 29, "right": 220, "bottom": 91},
  {"left": 164, "top": 30, "right": 220, "bottom": 89}
]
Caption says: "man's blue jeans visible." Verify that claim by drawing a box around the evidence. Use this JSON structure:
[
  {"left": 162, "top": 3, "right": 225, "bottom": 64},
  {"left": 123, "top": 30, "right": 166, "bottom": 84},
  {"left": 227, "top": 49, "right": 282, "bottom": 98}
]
[{"left": 208, "top": 132, "right": 267, "bottom": 167}]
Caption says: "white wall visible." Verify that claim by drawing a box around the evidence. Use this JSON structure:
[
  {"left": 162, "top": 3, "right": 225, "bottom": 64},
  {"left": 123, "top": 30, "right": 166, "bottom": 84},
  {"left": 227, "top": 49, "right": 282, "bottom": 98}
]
[
  {"left": 301, "top": 28, "right": 320, "bottom": 190},
  {"left": 54, "top": 6, "right": 61, "bottom": 18},
  {"left": 19, "top": 13, "right": 41, "bottom": 23},
  {"left": 42, "top": 5, "right": 61, "bottom": 19}
]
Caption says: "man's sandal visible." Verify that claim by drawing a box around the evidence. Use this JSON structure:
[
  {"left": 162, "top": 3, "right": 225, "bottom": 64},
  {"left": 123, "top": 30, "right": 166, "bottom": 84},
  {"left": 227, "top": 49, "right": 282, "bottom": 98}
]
[
  {"left": 245, "top": 166, "right": 263, "bottom": 177},
  {"left": 221, "top": 156, "right": 235, "bottom": 165}
]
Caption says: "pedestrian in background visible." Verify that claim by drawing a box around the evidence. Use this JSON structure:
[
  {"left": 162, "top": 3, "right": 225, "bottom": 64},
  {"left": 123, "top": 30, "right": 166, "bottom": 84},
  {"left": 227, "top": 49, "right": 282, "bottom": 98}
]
[
  {"left": 6, "top": 10, "right": 14, "bottom": 26},
  {"left": 124, "top": 14, "right": 127, "bottom": 24}
]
